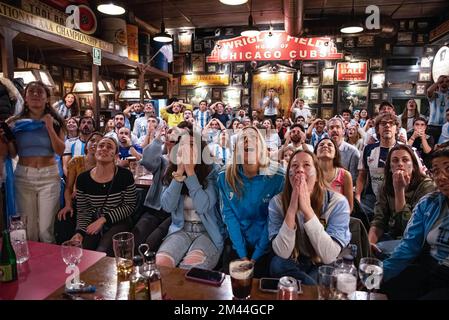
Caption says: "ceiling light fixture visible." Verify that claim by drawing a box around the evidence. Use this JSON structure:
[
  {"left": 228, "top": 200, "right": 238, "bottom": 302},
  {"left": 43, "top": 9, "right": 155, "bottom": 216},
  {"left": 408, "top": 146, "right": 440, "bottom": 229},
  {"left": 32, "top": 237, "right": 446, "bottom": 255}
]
[
  {"left": 340, "top": 0, "right": 363, "bottom": 34},
  {"left": 241, "top": 0, "right": 260, "bottom": 37},
  {"left": 97, "top": 1, "right": 126, "bottom": 15},
  {"left": 219, "top": 0, "right": 248, "bottom": 5},
  {"left": 154, "top": 0, "right": 173, "bottom": 43}
]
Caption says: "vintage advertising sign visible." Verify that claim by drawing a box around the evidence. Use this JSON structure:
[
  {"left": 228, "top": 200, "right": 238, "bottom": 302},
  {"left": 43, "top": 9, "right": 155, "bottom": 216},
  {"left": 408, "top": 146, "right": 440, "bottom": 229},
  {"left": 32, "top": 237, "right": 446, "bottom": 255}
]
[
  {"left": 0, "top": 2, "right": 112, "bottom": 53},
  {"left": 20, "top": 0, "right": 67, "bottom": 25},
  {"left": 206, "top": 31, "right": 343, "bottom": 63},
  {"left": 180, "top": 74, "right": 230, "bottom": 86},
  {"left": 336, "top": 62, "right": 368, "bottom": 82}
]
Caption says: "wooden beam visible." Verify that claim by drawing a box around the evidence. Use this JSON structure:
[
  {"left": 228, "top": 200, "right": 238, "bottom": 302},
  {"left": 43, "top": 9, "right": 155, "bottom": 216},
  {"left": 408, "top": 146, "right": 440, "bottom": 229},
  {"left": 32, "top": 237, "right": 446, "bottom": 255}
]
[
  {"left": 138, "top": 70, "right": 145, "bottom": 104},
  {"left": 91, "top": 64, "right": 100, "bottom": 129},
  {"left": 0, "top": 27, "right": 18, "bottom": 80}
]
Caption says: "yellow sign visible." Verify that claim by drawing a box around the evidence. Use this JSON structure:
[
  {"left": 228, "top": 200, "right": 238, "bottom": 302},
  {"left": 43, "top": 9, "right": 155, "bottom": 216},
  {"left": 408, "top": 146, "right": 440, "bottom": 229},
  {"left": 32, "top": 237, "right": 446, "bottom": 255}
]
[
  {"left": 0, "top": 2, "right": 113, "bottom": 53},
  {"left": 180, "top": 74, "right": 230, "bottom": 86}
]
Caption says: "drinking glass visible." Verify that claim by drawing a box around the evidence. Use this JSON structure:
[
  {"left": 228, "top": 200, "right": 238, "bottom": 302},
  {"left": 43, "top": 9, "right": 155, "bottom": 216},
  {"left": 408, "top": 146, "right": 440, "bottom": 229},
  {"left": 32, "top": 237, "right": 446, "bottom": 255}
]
[
  {"left": 112, "top": 232, "right": 134, "bottom": 279},
  {"left": 229, "top": 259, "right": 254, "bottom": 300},
  {"left": 61, "top": 239, "right": 85, "bottom": 289},
  {"left": 318, "top": 265, "right": 336, "bottom": 300},
  {"left": 358, "top": 257, "right": 383, "bottom": 300}
]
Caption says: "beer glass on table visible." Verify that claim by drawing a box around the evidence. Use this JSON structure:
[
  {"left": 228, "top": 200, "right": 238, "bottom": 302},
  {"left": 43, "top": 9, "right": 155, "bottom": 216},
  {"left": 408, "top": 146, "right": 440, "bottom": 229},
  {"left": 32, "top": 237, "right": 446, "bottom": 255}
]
[
  {"left": 112, "top": 232, "right": 134, "bottom": 279},
  {"left": 61, "top": 239, "right": 85, "bottom": 289},
  {"left": 229, "top": 259, "right": 254, "bottom": 300},
  {"left": 359, "top": 257, "right": 383, "bottom": 300}
]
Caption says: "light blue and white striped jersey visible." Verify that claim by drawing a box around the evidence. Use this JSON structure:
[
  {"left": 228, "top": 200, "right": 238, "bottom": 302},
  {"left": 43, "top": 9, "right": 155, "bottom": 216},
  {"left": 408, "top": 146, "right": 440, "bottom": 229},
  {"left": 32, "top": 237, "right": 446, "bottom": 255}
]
[
  {"left": 194, "top": 109, "right": 211, "bottom": 129},
  {"left": 428, "top": 91, "right": 449, "bottom": 126}
]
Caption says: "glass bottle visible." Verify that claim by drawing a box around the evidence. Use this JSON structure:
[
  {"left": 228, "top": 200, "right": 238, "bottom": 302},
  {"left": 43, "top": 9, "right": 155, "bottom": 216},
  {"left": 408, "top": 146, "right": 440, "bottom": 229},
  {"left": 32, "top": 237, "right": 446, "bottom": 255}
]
[
  {"left": 333, "top": 255, "right": 358, "bottom": 300},
  {"left": 0, "top": 230, "right": 18, "bottom": 282},
  {"left": 129, "top": 255, "right": 150, "bottom": 300},
  {"left": 9, "top": 216, "right": 30, "bottom": 264},
  {"left": 143, "top": 251, "right": 163, "bottom": 300}
]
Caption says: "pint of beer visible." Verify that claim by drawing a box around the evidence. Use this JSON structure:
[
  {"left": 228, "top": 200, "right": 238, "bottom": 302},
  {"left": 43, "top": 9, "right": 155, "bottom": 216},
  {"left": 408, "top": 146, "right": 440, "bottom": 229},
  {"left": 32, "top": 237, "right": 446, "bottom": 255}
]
[
  {"left": 230, "top": 260, "right": 254, "bottom": 300},
  {"left": 112, "top": 232, "right": 134, "bottom": 279}
]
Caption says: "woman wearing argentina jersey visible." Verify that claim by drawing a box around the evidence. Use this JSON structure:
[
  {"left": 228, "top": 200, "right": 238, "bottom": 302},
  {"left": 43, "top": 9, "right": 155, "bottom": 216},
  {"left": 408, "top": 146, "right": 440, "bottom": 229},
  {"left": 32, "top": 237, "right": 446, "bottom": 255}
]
[
  {"left": 381, "top": 148, "right": 449, "bottom": 300},
  {"left": 427, "top": 75, "right": 449, "bottom": 143},
  {"left": 71, "top": 136, "right": 136, "bottom": 256},
  {"left": 268, "top": 149, "right": 351, "bottom": 285},
  {"left": 218, "top": 126, "right": 285, "bottom": 277},
  {"left": 209, "top": 130, "right": 232, "bottom": 168}
]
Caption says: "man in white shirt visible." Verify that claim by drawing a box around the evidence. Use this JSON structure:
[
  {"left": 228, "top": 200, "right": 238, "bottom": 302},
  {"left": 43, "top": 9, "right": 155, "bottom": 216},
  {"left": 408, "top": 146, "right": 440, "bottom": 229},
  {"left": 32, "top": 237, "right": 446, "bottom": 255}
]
[
  {"left": 260, "top": 87, "right": 280, "bottom": 123},
  {"left": 290, "top": 98, "right": 311, "bottom": 128}
]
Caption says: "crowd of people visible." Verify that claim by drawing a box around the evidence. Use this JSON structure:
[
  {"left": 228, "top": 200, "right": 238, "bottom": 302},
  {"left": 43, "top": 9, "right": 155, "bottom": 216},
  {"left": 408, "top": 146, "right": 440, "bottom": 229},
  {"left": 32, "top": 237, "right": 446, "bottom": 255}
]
[{"left": 1, "top": 77, "right": 449, "bottom": 299}]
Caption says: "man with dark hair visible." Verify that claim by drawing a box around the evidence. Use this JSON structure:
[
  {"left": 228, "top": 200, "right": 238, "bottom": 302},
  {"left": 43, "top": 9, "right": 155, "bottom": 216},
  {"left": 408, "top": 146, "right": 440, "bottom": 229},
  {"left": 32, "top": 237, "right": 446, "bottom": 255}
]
[
  {"left": 133, "top": 102, "right": 158, "bottom": 139},
  {"left": 105, "top": 112, "right": 139, "bottom": 145},
  {"left": 407, "top": 117, "right": 434, "bottom": 168},
  {"left": 290, "top": 98, "right": 310, "bottom": 128},
  {"left": 364, "top": 101, "right": 407, "bottom": 144},
  {"left": 193, "top": 100, "right": 211, "bottom": 129},
  {"left": 260, "top": 87, "right": 280, "bottom": 123},
  {"left": 284, "top": 123, "right": 313, "bottom": 152},
  {"left": 427, "top": 75, "right": 449, "bottom": 142},
  {"left": 356, "top": 113, "right": 400, "bottom": 219}
]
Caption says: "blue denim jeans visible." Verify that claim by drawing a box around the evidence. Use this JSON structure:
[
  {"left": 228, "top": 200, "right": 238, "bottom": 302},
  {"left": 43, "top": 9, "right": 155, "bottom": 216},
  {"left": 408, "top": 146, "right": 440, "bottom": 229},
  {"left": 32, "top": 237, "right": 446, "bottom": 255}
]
[{"left": 270, "top": 255, "right": 318, "bottom": 285}]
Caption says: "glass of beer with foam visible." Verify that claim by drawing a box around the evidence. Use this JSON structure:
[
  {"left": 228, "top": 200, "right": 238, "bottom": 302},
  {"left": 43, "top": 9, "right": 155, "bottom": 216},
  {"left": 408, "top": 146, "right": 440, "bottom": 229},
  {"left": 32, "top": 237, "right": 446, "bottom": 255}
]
[{"left": 229, "top": 259, "right": 254, "bottom": 300}]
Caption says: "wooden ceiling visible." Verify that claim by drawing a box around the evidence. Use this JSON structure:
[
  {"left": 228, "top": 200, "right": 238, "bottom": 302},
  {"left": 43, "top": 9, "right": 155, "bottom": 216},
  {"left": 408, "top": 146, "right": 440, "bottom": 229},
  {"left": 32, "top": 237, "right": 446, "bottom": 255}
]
[{"left": 127, "top": 0, "right": 449, "bottom": 30}]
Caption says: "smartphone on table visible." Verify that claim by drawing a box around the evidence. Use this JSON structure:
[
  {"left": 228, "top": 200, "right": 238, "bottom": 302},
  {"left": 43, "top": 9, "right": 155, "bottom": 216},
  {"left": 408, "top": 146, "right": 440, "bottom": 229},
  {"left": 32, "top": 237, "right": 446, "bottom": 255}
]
[
  {"left": 259, "top": 277, "right": 302, "bottom": 293},
  {"left": 185, "top": 267, "right": 226, "bottom": 287}
]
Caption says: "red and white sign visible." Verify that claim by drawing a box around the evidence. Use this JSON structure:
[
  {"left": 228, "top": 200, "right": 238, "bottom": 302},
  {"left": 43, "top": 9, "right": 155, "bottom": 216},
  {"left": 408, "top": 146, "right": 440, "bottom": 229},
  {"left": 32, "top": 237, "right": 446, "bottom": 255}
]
[
  {"left": 336, "top": 62, "right": 368, "bottom": 82},
  {"left": 206, "top": 31, "right": 343, "bottom": 63}
]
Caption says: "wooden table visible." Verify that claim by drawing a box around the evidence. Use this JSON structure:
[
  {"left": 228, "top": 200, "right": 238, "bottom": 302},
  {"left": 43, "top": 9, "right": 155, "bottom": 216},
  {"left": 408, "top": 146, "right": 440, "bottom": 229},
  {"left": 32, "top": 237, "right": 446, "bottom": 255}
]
[{"left": 46, "top": 257, "right": 387, "bottom": 300}]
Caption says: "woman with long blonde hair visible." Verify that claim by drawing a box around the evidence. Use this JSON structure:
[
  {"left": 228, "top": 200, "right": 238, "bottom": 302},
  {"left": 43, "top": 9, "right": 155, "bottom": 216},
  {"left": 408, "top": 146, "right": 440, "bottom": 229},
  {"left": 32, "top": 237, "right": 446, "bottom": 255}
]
[
  {"left": 218, "top": 126, "right": 285, "bottom": 277},
  {"left": 268, "top": 149, "right": 351, "bottom": 284}
]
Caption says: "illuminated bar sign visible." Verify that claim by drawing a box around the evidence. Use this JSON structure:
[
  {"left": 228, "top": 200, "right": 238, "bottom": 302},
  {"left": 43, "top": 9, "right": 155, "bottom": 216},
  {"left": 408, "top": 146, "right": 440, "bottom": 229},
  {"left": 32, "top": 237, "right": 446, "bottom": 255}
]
[
  {"left": 0, "top": 2, "right": 113, "bottom": 53},
  {"left": 206, "top": 31, "right": 343, "bottom": 63},
  {"left": 336, "top": 62, "right": 368, "bottom": 82},
  {"left": 181, "top": 74, "right": 230, "bottom": 86}
]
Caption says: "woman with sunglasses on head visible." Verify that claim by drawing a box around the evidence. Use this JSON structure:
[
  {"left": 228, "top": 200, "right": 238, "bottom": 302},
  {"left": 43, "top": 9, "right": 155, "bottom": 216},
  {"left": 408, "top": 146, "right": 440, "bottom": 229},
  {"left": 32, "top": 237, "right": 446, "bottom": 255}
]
[
  {"left": 381, "top": 148, "right": 449, "bottom": 300},
  {"left": 368, "top": 144, "right": 435, "bottom": 260},
  {"left": 218, "top": 126, "right": 285, "bottom": 277},
  {"left": 268, "top": 149, "right": 351, "bottom": 284},
  {"left": 54, "top": 132, "right": 103, "bottom": 244},
  {"left": 5, "top": 81, "right": 65, "bottom": 243},
  {"left": 70, "top": 136, "right": 137, "bottom": 255}
]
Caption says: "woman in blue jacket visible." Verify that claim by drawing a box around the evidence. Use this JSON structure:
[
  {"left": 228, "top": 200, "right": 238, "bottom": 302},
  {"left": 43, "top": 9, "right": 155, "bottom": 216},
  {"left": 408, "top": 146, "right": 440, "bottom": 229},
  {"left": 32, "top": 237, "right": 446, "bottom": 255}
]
[
  {"left": 156, "top": 122, "right": 225, "bottom": 270},
  {"left": 218, "top": 126, "right": 285, "bottom": 277},
  {"left": 382, "top": 148, "right": 449, "bottom": 299}
]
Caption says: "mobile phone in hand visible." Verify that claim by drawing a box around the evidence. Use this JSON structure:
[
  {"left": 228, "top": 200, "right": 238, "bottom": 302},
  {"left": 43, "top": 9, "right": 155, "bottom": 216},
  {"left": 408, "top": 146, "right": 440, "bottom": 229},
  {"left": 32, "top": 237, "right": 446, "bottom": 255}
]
[{"left": 185, "top": 267, "right": 225, "bottom": 286}]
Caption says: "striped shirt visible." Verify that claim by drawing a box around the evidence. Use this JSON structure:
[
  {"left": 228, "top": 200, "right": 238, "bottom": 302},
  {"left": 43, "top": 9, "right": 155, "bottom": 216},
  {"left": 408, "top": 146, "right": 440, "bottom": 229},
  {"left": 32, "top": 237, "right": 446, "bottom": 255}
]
[
  {"left": 428, "top": 90, "right": 449, "bottom": 126},
  {"left": 193, "top": 109, "right": 211, "bottom": 129},
  {"left": 75, "top": 166, "right": 137, "bottom": 235},
  {"left": 63, "top": 137, "right": 86, "bottom": 157}
]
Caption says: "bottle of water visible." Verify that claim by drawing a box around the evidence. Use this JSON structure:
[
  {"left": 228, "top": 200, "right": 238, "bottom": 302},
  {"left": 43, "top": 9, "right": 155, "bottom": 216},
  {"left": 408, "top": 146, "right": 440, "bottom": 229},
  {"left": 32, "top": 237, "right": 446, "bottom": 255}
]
[
  {"left": 9, "top": 215, "right": 30, "bottom": 264},
  {"left": 333, "top": 255, "right": 358, "bottom": 300}
]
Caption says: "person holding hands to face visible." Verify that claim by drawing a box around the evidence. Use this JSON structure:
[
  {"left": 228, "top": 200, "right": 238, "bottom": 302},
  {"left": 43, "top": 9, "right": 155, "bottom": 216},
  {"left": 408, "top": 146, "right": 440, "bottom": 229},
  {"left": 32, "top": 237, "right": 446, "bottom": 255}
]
[
  {"left": 268, "top": 149, "right": 351, "bottom": 284},
  {"left": 368, "top": 145, "right": 434, "bottom": 258}
]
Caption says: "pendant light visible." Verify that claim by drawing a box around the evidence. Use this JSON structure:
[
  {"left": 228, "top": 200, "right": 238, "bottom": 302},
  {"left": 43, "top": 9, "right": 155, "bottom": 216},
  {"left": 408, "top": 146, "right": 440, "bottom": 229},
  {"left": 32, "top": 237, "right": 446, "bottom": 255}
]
[
  {"left": 340, "top": 0, "right": 363, "bottom": 34},
  {"left": 241, "top": 0, "right": 260, "bottom": 37},
  {"left": 220, "top": 0, "right": 248, "bottom": 5},
  {"left": 154, "top": 0, "right": 173, "bottom": 43},
  {"left": 97, "top": 1, "right": 126, "bottom": 15}
]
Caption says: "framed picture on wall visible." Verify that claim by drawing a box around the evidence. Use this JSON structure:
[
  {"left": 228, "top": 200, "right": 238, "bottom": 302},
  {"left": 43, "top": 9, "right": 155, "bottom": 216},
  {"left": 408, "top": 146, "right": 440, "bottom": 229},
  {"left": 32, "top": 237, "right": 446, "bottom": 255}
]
[
  {"left": 82, "top": 70, "right": 90, "bottom": 81},
  {"left": 207, "top": 63, "right": 218, "bottom": 73},
  {"left": 397, "top": 32, "right": 414, "bottom": 44},
  {"left": 322, "top": 68, "right": 334, "bottom": 85},
  {"left": 234, "top": 62, "right": 245, "bottom": 73},
  {"left": 321, "top": 107, "right": 334, "bottom": 120},
  {"left": 191, "top": 54, "right": 205, "bottom": 72},
  {"left": 370, "top": 58, "right": 383, "bottom": 69},
  {"left": 171, "top": 77, "right": 180, "bottom": 96},
  {"left": 193, "top": 39, "right": 203, "bottom": 52},
  {"left": 321, "top": 88, "right": 333, "bottom": 104},
  {"left": 419, "top": 71, "right": 431, "bottom": 82},
  {"left": 72, "top": 68, "right": 80, "bottom": 81},
  {"left": 310, "top": 76, "right": 320, "bottom": 86},
  {"left": 178, "top": 33, "right": 192, "bottom": 53},
  {"left": 338, "top": 85, "right": 368, "bottom": 113},
  {"left": 79, "top": 97, "right": 87, "bottom": 108},
  {"left": 212, "top": 88, "right": 221, "bottom": 100},
  {"left": 382, "top": 92, "right": 389, "bottom": 100},
  {"left": 416, "top": 83, "right": 427, "bottom": 95},
  {"left": 357, "top": 35, "right": 375, "bottom": 47},
  {"left": 50, "top": 65, "right": 62, "bottom": 77},
  {"left": 204, "top": 39, "right": 214, "bottom": 49},
  {"left": 370, "top": 92, "right": 381, "bottom": 100},
  {"left": 297, "top": 87, "right": 319, "bottom": 104},
  {"left": 232, "top": 74, "right": 243, "bottom": 86},
  {"left": 421, "top": 56, "right": 432, "bottom": 68},
  {"left": 371, "top": 72, "right": 386, "bottom": 89},
  {"left": 301, "top": 62, "right": 318, "bottom": 75},
  {"left": 173, "top": 55, "right": 185, "bottom": 74},
  {"left": 302, "top": 76, "right": 310, "bottom": 86}
]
